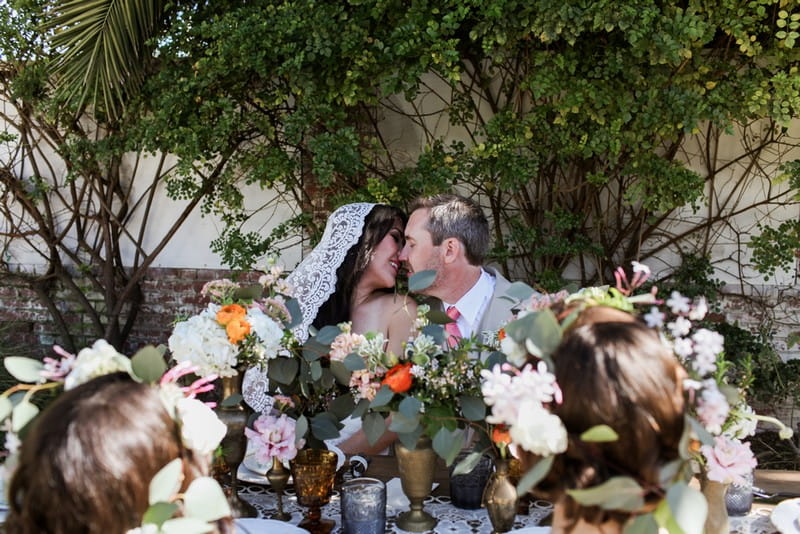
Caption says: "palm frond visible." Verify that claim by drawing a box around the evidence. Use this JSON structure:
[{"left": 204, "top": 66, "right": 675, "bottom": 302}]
[{"left": 43, "top": 0, "right": 166, "bottom": 121}]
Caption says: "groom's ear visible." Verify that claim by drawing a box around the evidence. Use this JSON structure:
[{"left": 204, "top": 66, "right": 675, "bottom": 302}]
[{"left": 441, "top": 237, "right": 462, "bottom": 264}]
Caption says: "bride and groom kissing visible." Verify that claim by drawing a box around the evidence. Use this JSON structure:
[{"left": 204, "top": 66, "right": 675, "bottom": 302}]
[{"left": 243, "top": 193, "right": 517, "bottom": 454}]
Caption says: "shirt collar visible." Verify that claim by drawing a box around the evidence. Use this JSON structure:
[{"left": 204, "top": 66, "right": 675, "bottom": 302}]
[{"left": 443, "top": 269, "right": 494, "bottom": 330}]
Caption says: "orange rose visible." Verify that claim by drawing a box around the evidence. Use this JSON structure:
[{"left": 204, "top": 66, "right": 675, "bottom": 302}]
[
  {"left": 382, "top": 362, "right": 413, "bottom": 393},
  {"left": 226, "top": 317, "right": 251, "bottom": 344},
  {"left": 492, "top": 424, "right": 511, "bottom": 446},
  {"left": 497, "top": 328, "right": 506, "bottom": 341},
  {"left": 216, "top": 304, "right": 247, "bottom": 326}
]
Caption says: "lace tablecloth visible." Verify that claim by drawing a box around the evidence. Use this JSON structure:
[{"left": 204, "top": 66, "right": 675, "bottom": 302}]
[
  {"left": 239, "top": 483, "right": 553, "bottom": 533},
  {"left": 239, "top": 483, "right": 783, "bottom": 533}
]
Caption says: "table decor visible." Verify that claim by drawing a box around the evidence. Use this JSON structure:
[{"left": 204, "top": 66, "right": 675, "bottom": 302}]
[
  {"left": 449, "top": 449, "right": 492, "bottom": 510},
  {"left": 266, "top": 457, "right": 292, "bottom": 521},
  {"left": 340, "top": 477, "right": 387, "bottom": 534},
  {"left": 770, "top": 497, "right": 800, "bottom": 534},
  {"left": 483, "top": 457, "right": 520, "bottom": 534},
  {"left": 394, "top": 435, "right": 438, "bottom": 532},
  {"left": 727, "top": 469, "right": 755, "bottom": 516},
  {"left": 290, "top": 448, "right": 338, "bottom": 534}
]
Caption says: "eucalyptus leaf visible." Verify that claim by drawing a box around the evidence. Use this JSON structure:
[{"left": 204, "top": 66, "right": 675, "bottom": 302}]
[
  {"left": 388, "top": 410, "right": 421, "bottom": 434},
  {"left": 149, "top": 458, "right": 183, "bottom": 505},
  {"left": 686, "top": 414, "right": 714, "bottom": 446},
  {"left": 580, "top": 424, "right": 619, "bottom": 442},
  {"left": 623, "top": 512, "right": 659, "bottom": 534},
  {"left": 310, "top": 360, "right": 322, "bottom": 381},
  {"left": 310, "top": 412, "right": 342, "bottom": 440},
  {"left": 233, "top": 284, "right": 263, "bottom": 301},
  {"left": 566, "top": 476, "right": 644, "bottom": 511},
  {"left": 652, "top": 497, "right": 684, "bottom": 534},
  {"left": 398, "top": 396, "right": 422, "bottom": 419},
  {"left": 344, "top": 352, "right": 366, "bottom": 371},
  {"left": 142, "top": 502, "right": 179, "bottom": 527},
  {"left": 4, "top": 357, "right": 44, "bottom": 383},
  {"left": 161, "top": 517, "right": 215, "bottom": 534},
  {"left": 183, "top": 476, "right": 231, "bottom": 521},
  {"left": 295, "top": 415, "right": 309, "bottom": 443},
  {"left": 285, "top": 298, "right": 303, "bottom": 329},
  {"left": 432, "top": 427, "right": 464, "bottom": 465},
  {"left": 314, "top": 325, "right": 342, "bottom": 345},
  {"left": 665, "top": 481, "right": 706, "bottom": 534},
  {"left": 268, "top": 357, "right": 298, "bottom": 384},
  {"left": 328, "top": 393, "right": 355, "bottom": 420},
  {"left": 458, "top": 395, "right": 486, "bottom": 421},
  {"left": 397, "top": 427, "right": 424, "bottom": 450},
  {"left": 516, "top": 455, "right": 554, "bottom": 495},
  {"left": 369, "top": 385, "right": 395, "bottom": 408},
  {"left": 330, "top": 360, "right": 352, "bottom": 385},
  {"left": 484, "top": 351, "right": 507, "bottom": 371},
  {"left": 363, "top": 412, "right": 387, "bottom": 446},
  {"left": 131, "top": 345, "right": 168, "bottom": 383},
  {"left": 0, "top": 396, "right": 12, "bottom": 422},
  {"left": 504, "top": 281, "right": 536, "bottom": 302},
  {"left": 421, "top": 324, "right": 445, "bottom": 345},
  {"left": 426, "top": 309, "right": 453, "bottom": 325},
  {"left": 11, "top": 400, "right": 39, "bottom": 433},
  {"left": 409, "top": 270, "right": 437, "bottom": 292},
  {"left": 302, "top": 339, "right": 328, "bottom": 362},
  {"left": 451, "top": 451, "right": 483, "bottom": 476},
  {"left": 351, "top": 398, "right": 370, "bottom": 419}
]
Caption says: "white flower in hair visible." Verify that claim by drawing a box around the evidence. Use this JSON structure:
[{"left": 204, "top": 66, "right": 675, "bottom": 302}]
[
  {"left": 64, "top": 339, "right": 132, "bottom": 390},
  {"left": 509, "top": 401, "right": 568, "bottom": 456},
  {"left": 175, "top": 397, "right": 227, "bottom": 457}
]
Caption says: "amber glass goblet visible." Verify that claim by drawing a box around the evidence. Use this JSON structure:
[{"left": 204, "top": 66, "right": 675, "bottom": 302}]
[{"left": 289, "top": 449, "right": 338, "bottom": 534}]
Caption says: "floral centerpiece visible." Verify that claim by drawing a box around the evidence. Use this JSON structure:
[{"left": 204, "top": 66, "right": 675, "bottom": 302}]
[
  {"left": 480, "top": 262, "right": 793, "bottom": 533},
  {"left": 0, "top": 340, "right": 230, "bottom": 533},
  {"left": 168, "top": 257, "right": 299, "bottom": 379}
]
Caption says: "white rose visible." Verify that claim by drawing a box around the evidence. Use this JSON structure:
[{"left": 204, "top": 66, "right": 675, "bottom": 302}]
[
  {"left": 176, "top": 397, "right": 227, "bottom": 456},
  {"left": 64, "top": 339, "right": 132, "bottom": 390},
  {"left": 509, "top": 402, "right": 568, "bottom": 456}
]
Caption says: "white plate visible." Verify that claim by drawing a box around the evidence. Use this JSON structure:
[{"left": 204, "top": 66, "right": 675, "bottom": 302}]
[
  {"left": 243, "top": 453, "right": 270, "bottom": 475},
  {"left": 772, "top": 498, "right": 800, "bottom": 534},
  {"left": 506, "top": 528, "right": 551, "bottom": 534},
  {"left": 236, "top": 518, "right": 309, "bottom": 533},
  {"left": 237, "top": 463, "right": 270, "bottom": 485}
]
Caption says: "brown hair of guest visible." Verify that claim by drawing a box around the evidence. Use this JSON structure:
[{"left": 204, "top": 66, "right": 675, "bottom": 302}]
[
  {"left": 521, "top": 306, "right": 686, "bottom": 530},
  {"left": 312, "top": 204, "right": 407, "bottom": 328},
  {"left": 5, "top": 372, "right": 233, "bottom": 534}
]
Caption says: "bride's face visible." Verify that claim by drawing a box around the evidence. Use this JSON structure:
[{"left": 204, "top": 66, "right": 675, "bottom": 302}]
[{"left": 362, "top": 220, "right": 405, "bottom": 289}]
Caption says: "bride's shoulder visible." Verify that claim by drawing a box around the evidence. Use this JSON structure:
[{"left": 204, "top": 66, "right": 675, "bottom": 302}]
[{"left": 371, "top": 292, "right": 418, "bottom": 315}]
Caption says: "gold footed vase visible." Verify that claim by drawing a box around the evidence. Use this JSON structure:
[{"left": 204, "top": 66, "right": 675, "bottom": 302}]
[
  {"left": 266, "top": 457, "right": 291, "bottom": 521},
  {"left": 395, "top": 436, "right": 438, "bottom": 532},
  {"left": 700, "top": 475, "right": 730, "bottom": 534},
  {"left": 215, "top": 374, "right": 258, "bottom": 518},
  {"left": 290, "top": 449, "right": 338, "bottom": 534},
  {"left": 483, "top": 458, "right": 519, "bottom": 534}
]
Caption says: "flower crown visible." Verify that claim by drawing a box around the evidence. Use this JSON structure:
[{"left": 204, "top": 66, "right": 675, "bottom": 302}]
[
  {"left": 1, "top": 340, "right": 230, "bottom": 533},
  {"left": 482, "top": 262, "right": 792, "bottom": 533}
]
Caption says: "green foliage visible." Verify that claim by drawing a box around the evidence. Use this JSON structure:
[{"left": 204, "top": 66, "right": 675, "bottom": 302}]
[{"left": 749, "top": 219, "right": 800, "bottom": 279}]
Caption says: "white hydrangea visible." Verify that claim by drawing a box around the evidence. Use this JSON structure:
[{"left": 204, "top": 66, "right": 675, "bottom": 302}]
[
  {"left": 64, "top": 339, "right": 133, "bottom": 390},
  {"left": 247, "top": 307, "right": 285, "bottom": 360},
  {"left": 168, "top": 304, "right": 238, "bottom": 377}
]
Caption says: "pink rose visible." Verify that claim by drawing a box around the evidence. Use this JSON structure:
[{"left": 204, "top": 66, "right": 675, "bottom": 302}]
[{"left": 701, "top": 436, "right": 757, "bottom": 485}]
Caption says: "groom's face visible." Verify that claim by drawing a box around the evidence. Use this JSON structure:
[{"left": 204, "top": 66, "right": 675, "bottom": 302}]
[{"left": 399, "top": 208, "right": 444, "bottom": 296}]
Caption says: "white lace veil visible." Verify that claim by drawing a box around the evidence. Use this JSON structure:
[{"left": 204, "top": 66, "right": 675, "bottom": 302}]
[{"left": 243, "top": 202, "right": 377, "bottom": 413}]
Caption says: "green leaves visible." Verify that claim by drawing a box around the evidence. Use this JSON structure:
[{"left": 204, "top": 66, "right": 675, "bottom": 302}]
[
  {"left": 409, "top": 270, "right": 437, "bottom": 292},
  {"left": 504, "top": 309, "right": 562, "bottom": 364},
  {"left": 131, "top": 345, "right": 167, "bottom": 383},
  {"left": 580, "top": 424, "right": 619, "bottom": 442},
  {"left": 4, "top": 357, "right": 44, "bottom": 383},
  {"left": 516, "top": 455, "right": 554, "bottom": 495},
  {"left": 567, "top": 477, "right": 645, "bottom": 512},
  {"left": 363, "top": 412, "right": 387, "bottom": 446},
  {"left": 149, "top": 458, "right": 183, "bottom": 506}
]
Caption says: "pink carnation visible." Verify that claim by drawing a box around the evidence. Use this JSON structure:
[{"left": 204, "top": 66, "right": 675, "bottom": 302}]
[
  {"left": 350, "top": 369, "right": 382, "bottom": 401},
  {"left": 244, "top": 413, "right": 304, "bottom": 463},
  {"left": 329, "top": 332, "right": 366, "bottom": 362},
  {"left": 701, "top": 436, "right": 757, "bottom": 485}
]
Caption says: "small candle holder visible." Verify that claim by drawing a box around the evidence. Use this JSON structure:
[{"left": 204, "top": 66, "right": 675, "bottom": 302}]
[{"left": 341, "top": 477, "right": 387, "bottom": 534}]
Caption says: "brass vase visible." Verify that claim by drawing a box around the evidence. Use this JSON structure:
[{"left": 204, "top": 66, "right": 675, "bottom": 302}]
[
  {"left": 700, "top": 474, "right": 730, "bottom": 534},
  {"left": 215, "top": 374, "right": 257, "bottom": 518},
  {"left": 266, "top": 457, "right": 291, "bottom": 521},
  {"left": 482, "top": 458, "right": 519, "bottom": 533},
  {"left": 290, "top": 449, "right": 338, "bottom": 534},
  {"left": 395, "top": 436, "right": 437, "bottom": 532}
]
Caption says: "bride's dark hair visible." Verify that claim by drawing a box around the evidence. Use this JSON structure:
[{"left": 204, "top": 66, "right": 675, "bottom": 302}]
[{"left": 312, "top": 204, "right": 407, "bottom": 329}]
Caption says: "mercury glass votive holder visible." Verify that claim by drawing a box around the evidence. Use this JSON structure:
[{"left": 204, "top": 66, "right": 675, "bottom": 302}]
[
  {"left": 725, "top": 470, "right": 754, "bottom": 516},
  {"left": 340, "top": 477, "right": 387, "bottom": 534}
]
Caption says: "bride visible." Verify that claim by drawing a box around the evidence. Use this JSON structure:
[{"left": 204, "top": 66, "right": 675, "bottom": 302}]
[{"left": 243, "top": 202, "right": 417, "bottom": 454}]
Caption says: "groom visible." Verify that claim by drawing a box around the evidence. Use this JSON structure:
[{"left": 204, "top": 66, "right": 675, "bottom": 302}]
[{"left": 398, "top": 194, "right": 517, "bottom": 348}]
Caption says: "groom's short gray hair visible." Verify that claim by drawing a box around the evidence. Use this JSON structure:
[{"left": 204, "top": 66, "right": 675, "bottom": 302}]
[{"left": 410, "top": 194, "right": 489, "bottom": 265}]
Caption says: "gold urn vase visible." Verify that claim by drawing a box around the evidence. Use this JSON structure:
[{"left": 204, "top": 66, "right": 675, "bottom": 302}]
[
  {"left": 395, "top": 436, "right": 438, "bottom": 532},
  {"left": 482, "top": 458, "right": 519, "bottom": 533}
]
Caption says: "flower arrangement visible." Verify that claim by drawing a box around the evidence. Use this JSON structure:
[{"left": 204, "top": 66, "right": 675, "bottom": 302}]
[
  {"left": 345, "top": 302, "right": 487, "bottom": 464},
  {"left": 481, "top": 262, "right": 792, "bottom": 531},
  {"left": 0, "top": 340, "right": 230, "bottom": 533},
  {"left": 168, "top": 258, "right": 299, "bottom": 377}
]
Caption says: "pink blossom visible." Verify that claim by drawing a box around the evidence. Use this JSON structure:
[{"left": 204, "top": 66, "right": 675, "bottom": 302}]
[
  {"left": 349, "top": 369, "right": 381, "bottom": 401},
  {"left": 245, "top": 413, "right": 305, "bottom": 463},
  {"left": 40, "top": 345, "right": 76, "bottom": 381},
  {"left": 701, "top": 436, "right": 757, "bottom": 485},
  {"left": 329, "top": 332, "right": 366, "bottom": 362}
]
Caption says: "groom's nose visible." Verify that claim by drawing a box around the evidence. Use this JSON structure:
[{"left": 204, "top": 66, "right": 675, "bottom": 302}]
[{"left": 398, "top": 244, "right": 409, "bottom": 263}]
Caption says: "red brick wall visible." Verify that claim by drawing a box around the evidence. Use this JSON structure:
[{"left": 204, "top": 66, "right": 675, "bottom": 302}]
[{"left": 0, "top": 267, "right": 258, "bottom": 358}]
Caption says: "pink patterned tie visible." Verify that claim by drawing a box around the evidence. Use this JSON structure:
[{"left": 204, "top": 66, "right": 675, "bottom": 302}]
[{"left": 445, "top": 306, "right": 463, "bottom": 348}]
